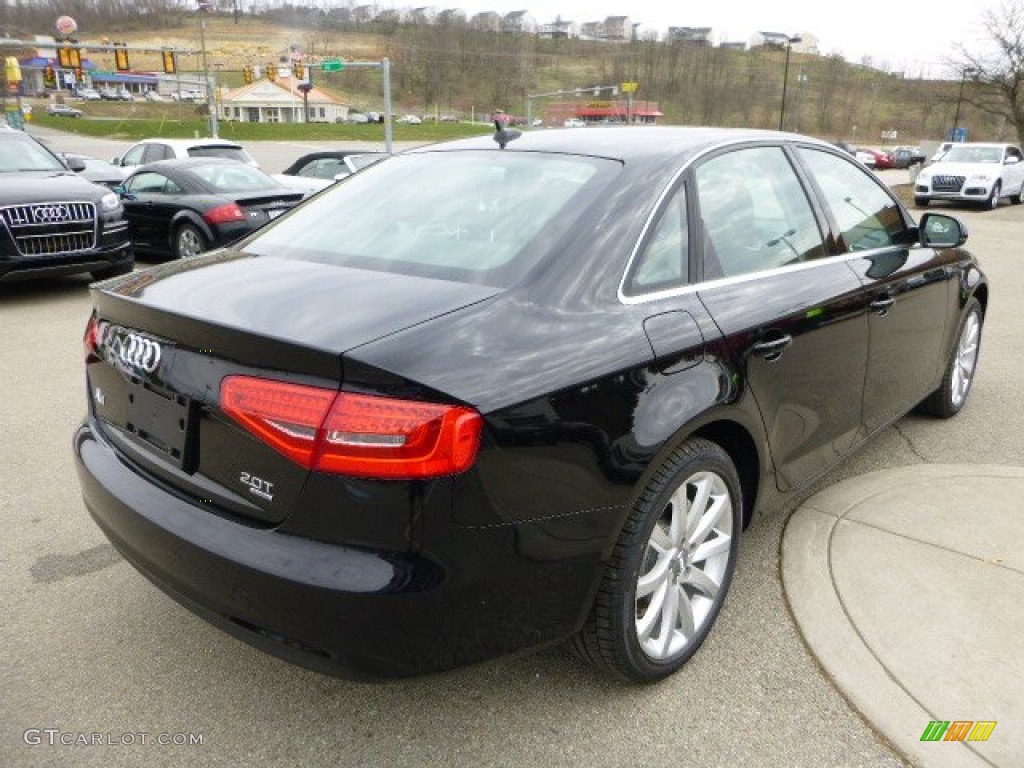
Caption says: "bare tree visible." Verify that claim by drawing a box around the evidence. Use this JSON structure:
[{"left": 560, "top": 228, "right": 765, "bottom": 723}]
[{"left": 957, "top": 0, "right": 1024, "bottom": 144}]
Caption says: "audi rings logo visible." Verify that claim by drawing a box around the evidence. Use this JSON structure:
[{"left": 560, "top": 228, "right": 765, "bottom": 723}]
[
  {"left": 111, "top": 331, "right": 162, "bottom": 374},
  {"left": 31, "top": 204, "right": 70, "bottom": 223}
]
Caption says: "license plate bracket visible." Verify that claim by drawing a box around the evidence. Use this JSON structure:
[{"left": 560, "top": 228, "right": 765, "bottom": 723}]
[{"left": 125, "top": 380, "right": 196, "bottom": 471}]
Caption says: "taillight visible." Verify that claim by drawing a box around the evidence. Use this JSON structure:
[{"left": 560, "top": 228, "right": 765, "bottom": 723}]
[
  {"left": 220, "top": 376, "right": 482, "bottom": 479},
  {"left": 84, "top": 314, "right": 100, "bottom": 362},
  {"left": 203, "top": 203, "right": 245, "bottom": 225}
]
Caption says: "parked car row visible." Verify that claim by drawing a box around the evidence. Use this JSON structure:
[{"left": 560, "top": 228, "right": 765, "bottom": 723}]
[
  {"left": 0, "top": 132, "right": 393, "bottom": 278},
  {"left": 835, "top": 142, "right": 926, "bottom": 171}
]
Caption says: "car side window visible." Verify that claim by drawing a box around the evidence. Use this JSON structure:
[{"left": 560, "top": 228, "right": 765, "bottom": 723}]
[
  {"left": 797, "top": 148, "right": 908, "bottom": 253},
  {"left": 120, "top": 145, "right": 147, "bottom": 167},
  {"left": 126, "top": 172, "right": 171, "bottom": 194},
  {"left": 301, "top": 158, "right": 345, "bottom": 179},
  {"left": 695, "top": 147, "right": 824, "bottom": 279},
  {"left": 142, "top": 144, "right": 171, "bottom": 164},
  {"left": 626, "top": 184, "right": 688, "bottom": 294}
]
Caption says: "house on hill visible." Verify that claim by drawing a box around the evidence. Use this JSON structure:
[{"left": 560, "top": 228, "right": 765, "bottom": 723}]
[{"left": 220, "top": 77, "right": 349, "bottom": 124}]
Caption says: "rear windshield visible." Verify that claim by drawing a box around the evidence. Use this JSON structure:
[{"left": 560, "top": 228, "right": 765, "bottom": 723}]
[
  {"left": 189, "top": 163, "right": 276, "bottom": 192},
  {"left": 186, "top": 146, "right": 254, "bottom": 164},
  {"left": 242, "top": 150, "right": 619, "bottom": 287}
]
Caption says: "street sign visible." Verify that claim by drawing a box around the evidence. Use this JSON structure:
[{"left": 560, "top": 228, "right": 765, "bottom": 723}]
[
  {"left": 621, "top": 82, "right": 639, "bottom": 93},
  {"left": 321, "top": 59, "right": 344, "bottom": 72}
]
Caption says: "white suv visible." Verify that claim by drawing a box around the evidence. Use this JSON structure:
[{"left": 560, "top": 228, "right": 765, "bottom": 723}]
[{"left": 914, "top": 142, "right": 1024, "bottom": 209}]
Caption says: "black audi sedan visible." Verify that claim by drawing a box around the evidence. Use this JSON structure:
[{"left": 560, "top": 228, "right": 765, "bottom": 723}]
[
  {"left": 117, "top": 158, "right": 304, "bottom": 260},
  {"left": 74, "top": 127, "right": 986, "bottom": 682}
]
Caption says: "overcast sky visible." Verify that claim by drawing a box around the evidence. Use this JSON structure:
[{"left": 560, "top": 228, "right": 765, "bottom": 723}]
[{"left": 396, "top": 0, "right": 1003, "bottom": 77}]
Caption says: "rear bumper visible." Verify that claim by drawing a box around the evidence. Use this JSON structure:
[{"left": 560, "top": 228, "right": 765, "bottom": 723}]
[{"left": 74, "top": 420, "right": 607, "bottom": 678}]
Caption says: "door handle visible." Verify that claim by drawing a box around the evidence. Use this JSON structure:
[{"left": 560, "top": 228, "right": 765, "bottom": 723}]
[
  {"left": 752, "top": 335, "right": 792, "bottom": 362},
  {"left": 870, "top": 296, "right": 895, "bottom": 315}
]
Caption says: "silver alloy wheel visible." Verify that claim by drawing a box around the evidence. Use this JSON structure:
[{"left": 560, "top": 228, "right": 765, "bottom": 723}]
[
  {"left": 634, "top": 470, "right": 733, "bottom": 660},
  {"left": 951, "top": 310, "right": 981, "bottom": 407},
  {"left": 988, "top": 183, "right": 1001, "bottom": 209},
  {"left": 177, "top": 226, "right": 204, "bottom": 259}
]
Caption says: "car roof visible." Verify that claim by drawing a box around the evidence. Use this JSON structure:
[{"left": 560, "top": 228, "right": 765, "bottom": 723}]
[
  {"left": 282, "top": 150, "right": 385, "bottom": 172},
  {"left": 133, "top": 138, "right": 244, "bottom": 150},
  {"left": 134, "top": 157, "right": 256, "bottom": 171},
  {"left": 948, "top": 142, "right": 1018, "bottom": 149},
  {"left": 412, "top": 126, "right": 828, "bottom": 163}
]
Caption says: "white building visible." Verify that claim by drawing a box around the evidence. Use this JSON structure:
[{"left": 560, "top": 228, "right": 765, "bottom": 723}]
[{"left": 220, "top": 77, "right": 348, "bottom": 124}]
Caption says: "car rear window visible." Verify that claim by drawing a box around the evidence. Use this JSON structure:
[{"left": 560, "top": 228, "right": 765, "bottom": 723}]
[
  {"left": 189, "top": 163, "right": 277, "bottom": 192},
  {"left": 187, "top": 146, "right": 254, "bottom": 164},
  {"left": 242, "top": 150, "right": 620, "bottom": 287}
]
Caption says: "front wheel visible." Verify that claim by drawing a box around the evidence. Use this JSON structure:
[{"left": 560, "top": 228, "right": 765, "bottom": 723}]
[
  {"left": 917, "top": 298, "right": 983, "bottom": 418},
  {"left": 985, "top": 182, "right": 1001, "bottom": 210},
  {"left": 572, "top": 438, "right": 742, "bottom": 682},
  {"left": 174, "top": 222, "right": 207, "bottom": 260}
]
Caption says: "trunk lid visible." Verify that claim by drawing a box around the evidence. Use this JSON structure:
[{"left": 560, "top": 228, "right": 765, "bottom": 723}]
[{"left": 86, "top": 250, "right": 499, "bottom": 525}]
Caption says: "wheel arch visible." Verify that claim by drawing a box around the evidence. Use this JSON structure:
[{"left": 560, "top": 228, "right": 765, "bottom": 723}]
[
  {"left": 166, "top": 211, "right": 213, "bottom": 253},
  {"left": 689, "top": 419, "right": 761, "bottom": 530}
]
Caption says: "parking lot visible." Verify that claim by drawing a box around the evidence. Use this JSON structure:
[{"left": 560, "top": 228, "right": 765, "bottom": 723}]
[{"left": 3, "top": 130, "right": 1023, "bottom": 767}]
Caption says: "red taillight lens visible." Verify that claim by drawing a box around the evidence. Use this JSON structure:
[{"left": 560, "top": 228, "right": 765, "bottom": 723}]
[
  {"left": 84, "top": 314, "right": 100, "bottom": 362},
  {"left": 203, "top": 202, "right": 245, "bottom": 226},
  {"left": 220, "top": 376, "right": 482, "bottom": 479}
]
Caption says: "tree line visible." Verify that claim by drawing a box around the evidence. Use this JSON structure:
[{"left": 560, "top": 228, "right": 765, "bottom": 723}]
[{"left": 3, "top": 1, "right": 1020, "bottom": 144}]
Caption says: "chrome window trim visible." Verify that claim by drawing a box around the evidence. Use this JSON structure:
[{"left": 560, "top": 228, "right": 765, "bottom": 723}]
[{"left": 619, "top": 249, "right": 874, "bottom": 305}]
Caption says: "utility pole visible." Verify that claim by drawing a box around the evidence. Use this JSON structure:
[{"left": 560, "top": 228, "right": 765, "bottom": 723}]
[{"left": 198, "top": 3, "right": 218, "bottom": 137}]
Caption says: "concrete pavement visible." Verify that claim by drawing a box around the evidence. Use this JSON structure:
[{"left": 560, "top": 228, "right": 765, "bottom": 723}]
[{"left": 782, "top": 464, "right": 1024, "bottom": 767}]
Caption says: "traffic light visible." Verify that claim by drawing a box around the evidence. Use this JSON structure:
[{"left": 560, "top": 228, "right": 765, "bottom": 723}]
[
  {"left": 43, "top": 66, "right": 56, "bottom": 87},
  {"left": 114, "top": 44, "right": 129, "bottom": 72},
  {"left": 293, "top": 62, "right": 304, "bottom": 80},
  {"left": 242, "top": 65, "right": 253, "bottom": 84},
  {"left": 266, "top": 64, "right": 277, "bottom": 82},
  {"left": 162, "top": 50, "right": 176, "bottom": 75},
  {"left": 5, "top": 56, "right": 22, "bottom": 84},
  {"left": 74, "top": 67, "right": 84, "bottom": 83}
]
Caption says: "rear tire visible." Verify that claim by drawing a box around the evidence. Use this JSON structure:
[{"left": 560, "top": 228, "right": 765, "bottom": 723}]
[
  {"left": 572, "top": 438, "right": 741, "bottom": 682},
  {"left": 174, "top": 222, "right": 206, "bottom": 260},
  {"left": 917, "top": 298, "right": 983, "bottom": 418}
]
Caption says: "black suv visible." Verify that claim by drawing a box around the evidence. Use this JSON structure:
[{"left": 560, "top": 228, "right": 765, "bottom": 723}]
[{"left": 0, "top": 130, "right": 132, "bottom": 282}]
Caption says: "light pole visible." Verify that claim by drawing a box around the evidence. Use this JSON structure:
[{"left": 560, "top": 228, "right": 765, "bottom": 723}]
[
  {"left": 778, "top": 34, "right": 801, "bottom": 131},
  {"left": 950, "top": 67, "right": 975, "bottom": 142},
  {"left": 197, "top": 1, "right": 218, "bottom": 137}
]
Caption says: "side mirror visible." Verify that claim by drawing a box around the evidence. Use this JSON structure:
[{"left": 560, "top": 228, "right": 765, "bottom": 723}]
[
  {"left": 111, "top": 156, "right": 121, "bottom": 165},
  {"left": 64, "top": 156, "right": 87, "bottom": 172},
  {"left": 919, "top": 212, "right": 968, "bottom": 248}
]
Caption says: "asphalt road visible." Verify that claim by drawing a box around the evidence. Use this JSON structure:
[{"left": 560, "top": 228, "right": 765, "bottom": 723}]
[{"left": 3, "top": 130, "right": 1022, "bottom": 767}]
